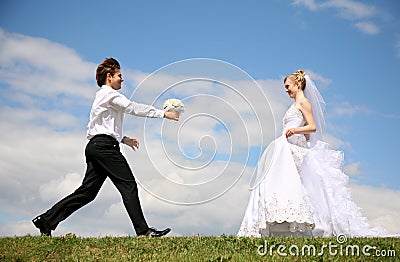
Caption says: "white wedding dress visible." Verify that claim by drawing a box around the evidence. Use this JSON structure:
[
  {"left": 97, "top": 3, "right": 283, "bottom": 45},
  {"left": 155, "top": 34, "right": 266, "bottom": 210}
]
[{"left": 238, "top": 103, "right": 393, "bottom": 238}]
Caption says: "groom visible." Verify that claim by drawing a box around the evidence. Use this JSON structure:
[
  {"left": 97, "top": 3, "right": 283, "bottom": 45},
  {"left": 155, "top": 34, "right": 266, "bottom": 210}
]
[{"left": 32, "top": 57, "right": 179, "bottom": 237}]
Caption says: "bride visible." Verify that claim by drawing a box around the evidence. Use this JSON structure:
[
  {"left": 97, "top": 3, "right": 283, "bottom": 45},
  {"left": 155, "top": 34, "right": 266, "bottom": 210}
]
[{"left": 238, "top": 70, "right": 392, "bottom": 237}]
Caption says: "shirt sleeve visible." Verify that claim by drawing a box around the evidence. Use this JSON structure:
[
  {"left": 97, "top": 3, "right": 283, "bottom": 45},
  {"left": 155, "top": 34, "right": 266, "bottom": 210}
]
[{"left": 111, "top": 93, "right": 165, "bottom": 118}]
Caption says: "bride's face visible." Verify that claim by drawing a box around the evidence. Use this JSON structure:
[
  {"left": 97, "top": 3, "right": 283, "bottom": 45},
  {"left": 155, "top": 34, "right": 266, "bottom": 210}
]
[{"left": 284, "top": 77, "right": 298, "bottom": 99}]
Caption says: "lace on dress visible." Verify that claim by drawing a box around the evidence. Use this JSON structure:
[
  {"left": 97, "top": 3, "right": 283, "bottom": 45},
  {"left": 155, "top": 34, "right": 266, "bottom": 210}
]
[
  {"left": 284, "top": 104, "right": 308, "bottom": 171},
  {"left": 238, "top": 103, "right": 315, "bottom": 237}
]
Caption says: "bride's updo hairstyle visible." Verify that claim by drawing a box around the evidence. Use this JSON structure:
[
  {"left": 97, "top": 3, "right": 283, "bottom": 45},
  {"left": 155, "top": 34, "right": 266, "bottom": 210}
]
[{"left": 284, "top": 70, "right": 306, "bottom": 91}]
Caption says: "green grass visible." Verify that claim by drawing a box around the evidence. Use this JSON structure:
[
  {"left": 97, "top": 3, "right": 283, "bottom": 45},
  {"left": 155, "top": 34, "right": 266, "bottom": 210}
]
[{"left": 0, "top": 234, "right": 399, "bottom": 261}]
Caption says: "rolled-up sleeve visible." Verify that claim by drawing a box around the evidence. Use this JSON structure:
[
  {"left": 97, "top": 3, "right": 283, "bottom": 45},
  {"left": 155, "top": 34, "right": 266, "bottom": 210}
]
[{"left": 111, "top": 94, "right": 164, "bottom": 118}]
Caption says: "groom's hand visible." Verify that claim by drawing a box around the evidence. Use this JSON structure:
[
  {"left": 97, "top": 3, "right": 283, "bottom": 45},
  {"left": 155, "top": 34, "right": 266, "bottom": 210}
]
[
  {"left": 164, "top": 111, "right": 180, "bottom": 121},
  {"left": 122, "top": 136, "right": 139, "bottom": 151}
]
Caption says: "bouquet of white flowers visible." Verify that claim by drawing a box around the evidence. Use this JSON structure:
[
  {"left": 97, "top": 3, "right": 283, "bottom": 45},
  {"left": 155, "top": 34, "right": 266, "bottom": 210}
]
[{"left": 163, "top": 98, "right": 184, "bottom": 114}]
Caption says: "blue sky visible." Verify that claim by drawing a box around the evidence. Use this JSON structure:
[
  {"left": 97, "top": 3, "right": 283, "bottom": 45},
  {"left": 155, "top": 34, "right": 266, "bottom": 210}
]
[{"left": 0, "top": 0, "right": 399, "bottom": 236}]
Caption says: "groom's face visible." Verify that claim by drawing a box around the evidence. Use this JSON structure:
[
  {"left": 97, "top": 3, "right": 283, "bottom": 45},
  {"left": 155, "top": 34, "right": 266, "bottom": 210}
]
[{"left": 108, "top": 69, "right": 124, "bottom": 90}]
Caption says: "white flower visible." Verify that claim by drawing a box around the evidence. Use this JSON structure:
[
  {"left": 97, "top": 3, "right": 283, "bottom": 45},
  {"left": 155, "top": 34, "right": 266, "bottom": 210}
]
[{"left": 163, "top": 98, "right": 184, "bottom": 113}]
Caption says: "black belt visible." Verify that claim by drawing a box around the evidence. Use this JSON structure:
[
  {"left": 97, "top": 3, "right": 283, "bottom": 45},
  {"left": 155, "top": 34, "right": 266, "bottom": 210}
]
[{"left": 90, "top": 134, "right": 118, "bottom": 143}]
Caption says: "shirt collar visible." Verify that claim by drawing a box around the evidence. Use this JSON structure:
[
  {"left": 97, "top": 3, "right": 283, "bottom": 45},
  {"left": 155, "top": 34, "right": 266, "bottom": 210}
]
[{"left": 101, "top": 85, "right": 114, "bottom": 90}]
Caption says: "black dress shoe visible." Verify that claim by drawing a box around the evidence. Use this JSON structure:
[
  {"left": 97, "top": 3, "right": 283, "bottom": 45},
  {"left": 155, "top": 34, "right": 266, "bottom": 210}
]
[
  {"left": 32, "top": 216, "right": 52, "bottom": 236},
  {"left": 140, "top": 227, "right": 171, "bottom": 237}
]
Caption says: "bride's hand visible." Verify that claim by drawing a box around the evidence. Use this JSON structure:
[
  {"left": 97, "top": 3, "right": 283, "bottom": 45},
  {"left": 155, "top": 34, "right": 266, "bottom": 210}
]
[{"left": 285, "top": 128, "right": 297, "bottom": 138}]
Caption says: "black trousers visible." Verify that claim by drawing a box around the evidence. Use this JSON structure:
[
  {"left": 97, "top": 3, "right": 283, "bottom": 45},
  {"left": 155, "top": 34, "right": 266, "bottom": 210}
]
[{"left": 41, "top": 134, "right": 149, "bottom": 235}]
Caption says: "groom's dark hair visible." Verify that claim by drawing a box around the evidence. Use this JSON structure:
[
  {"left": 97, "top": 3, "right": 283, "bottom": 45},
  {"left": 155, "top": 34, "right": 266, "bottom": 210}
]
[{"left": 96, "top": 57, "right": 121, "bottom": 87}]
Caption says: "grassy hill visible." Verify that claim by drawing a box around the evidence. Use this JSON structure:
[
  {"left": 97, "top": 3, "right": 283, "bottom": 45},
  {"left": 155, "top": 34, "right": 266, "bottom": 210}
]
[{"left": 0, "top": 235, "right": 398, "bottom": 261}]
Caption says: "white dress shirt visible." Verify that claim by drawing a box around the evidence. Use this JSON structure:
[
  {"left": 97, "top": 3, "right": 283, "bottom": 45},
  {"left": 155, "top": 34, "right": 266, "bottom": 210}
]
[{"left": 87, "top": 85, "right": 164, "bottom": 142}]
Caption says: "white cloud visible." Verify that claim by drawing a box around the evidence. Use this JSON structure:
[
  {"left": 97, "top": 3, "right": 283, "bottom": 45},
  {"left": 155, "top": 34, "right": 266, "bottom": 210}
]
[
  {"left": 343, "top": 161, "right": 362, "bottom": 176},
  {"left": 321, "top": 0, "right": 376, "bottom": 20},
  {"left": 292, "top": 0, "right": 380, "bottom": 35},
  {"left": 330, "top": 101, "right": 372, "bottom": 117},
  {"left": 349, "top": 183, "right": 400, "bottom": 233},
  {"left": 39, "top": 173, "right": 83, "bottom": 202},
  {"left": 0, "top": 28, "right": 96, "bottom": 106},
  {"left": 324, "top": 133, "right": 349, "bottom": 149},
  {"left": 292, "top": 0, "right": 319, "bottom": 11},
  {"left": 293, "top": 0, "right": 376, "bottom": 19},
  {"left": 354, "top": 21, "right": 380, "bottom": 35},
  {"left": 0, "top": 29, "right": 271, "bottom": 236},
  {"left": 0, "top": 29, "right": 398, "bottom": 238},
  {"left": 304, "top": 70, "right": 333, "bottom": 88}
]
